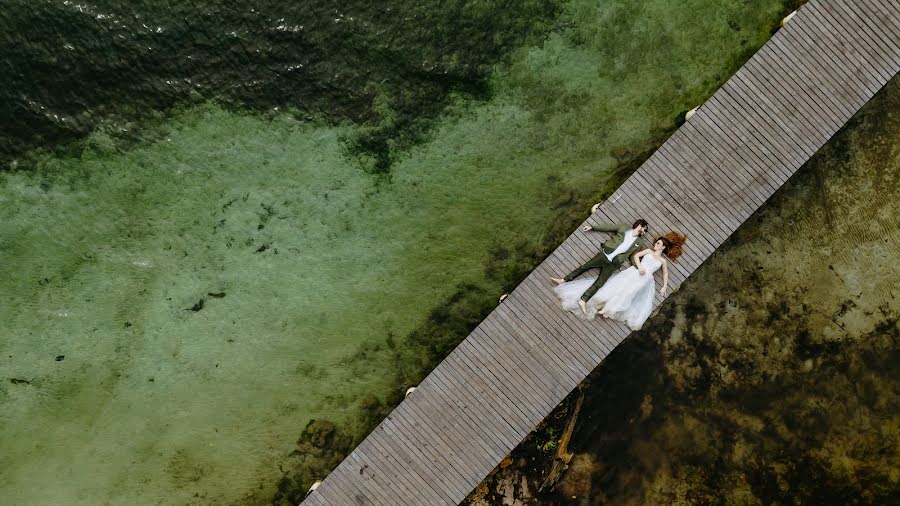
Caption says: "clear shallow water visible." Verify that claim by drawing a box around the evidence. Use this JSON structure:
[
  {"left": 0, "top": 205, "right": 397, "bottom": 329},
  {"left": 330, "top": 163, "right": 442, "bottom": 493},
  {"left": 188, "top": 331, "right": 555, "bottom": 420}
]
[{"left": 0, "top": 0, "right": 788, "bottom": 504}]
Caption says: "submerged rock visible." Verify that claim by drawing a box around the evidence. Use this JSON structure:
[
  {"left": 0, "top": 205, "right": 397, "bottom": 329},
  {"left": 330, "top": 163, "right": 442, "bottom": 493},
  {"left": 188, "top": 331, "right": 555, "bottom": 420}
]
[{"left": 297, "top": 419, "right": 336, "bottom": 450}]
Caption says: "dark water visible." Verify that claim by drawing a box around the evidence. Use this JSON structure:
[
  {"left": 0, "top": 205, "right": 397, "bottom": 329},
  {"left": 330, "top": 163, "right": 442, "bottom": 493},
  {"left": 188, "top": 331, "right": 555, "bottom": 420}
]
[{"left": 0, "top": 0, "right": 560, "bottom": 170}]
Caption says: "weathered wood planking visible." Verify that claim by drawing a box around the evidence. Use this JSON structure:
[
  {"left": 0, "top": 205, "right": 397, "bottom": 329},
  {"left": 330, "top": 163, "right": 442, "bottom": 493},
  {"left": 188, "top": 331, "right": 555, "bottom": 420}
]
[{"left": 303, "top": 1, "right": 900, "bottom": 504}]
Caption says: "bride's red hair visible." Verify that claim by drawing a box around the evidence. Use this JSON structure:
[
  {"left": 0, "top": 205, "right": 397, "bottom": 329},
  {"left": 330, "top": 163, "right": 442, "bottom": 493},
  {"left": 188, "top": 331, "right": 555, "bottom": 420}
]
[{"left": 656, "top": 232, "right": 687, "bottom": 261}]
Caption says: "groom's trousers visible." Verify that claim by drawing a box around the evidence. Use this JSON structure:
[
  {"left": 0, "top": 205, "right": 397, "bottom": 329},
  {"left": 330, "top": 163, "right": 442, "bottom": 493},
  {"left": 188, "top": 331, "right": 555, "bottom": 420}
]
[{"left": 563, "top": 252, "right": 619, "bottom": 302}]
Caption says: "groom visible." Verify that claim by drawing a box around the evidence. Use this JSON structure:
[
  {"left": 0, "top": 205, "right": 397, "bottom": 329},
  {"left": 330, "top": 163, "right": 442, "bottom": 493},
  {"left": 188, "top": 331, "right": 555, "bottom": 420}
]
[{"left": 551, "top": 219, "right": 649, "bottom": 314}]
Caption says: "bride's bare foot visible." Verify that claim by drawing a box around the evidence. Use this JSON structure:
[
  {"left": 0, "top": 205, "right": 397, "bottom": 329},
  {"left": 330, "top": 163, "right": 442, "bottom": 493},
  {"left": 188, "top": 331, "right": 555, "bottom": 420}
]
[
  {"left": 550, "top": 277, "right": 565, "bottom": 285},
  {"left": 578, "top": 299, "right": 587, "bottom": 314}
]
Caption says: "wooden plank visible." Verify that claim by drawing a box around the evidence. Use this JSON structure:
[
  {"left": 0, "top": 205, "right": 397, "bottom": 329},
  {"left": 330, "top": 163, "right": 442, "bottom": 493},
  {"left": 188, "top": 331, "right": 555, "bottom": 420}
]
[
  {"left": 799, "top": 4, "right": 888, "bottom": 91},
  {"left": 674, "top": 117, "right": 777, "bottom": 207},
  {"left": 653, "top": 138, "right": 757, "bottom": 230},
  {"left": 356, "top": 436, "right": 437, "bottom": 506},
  {"left": 673, "top": 123, "right": 781, "bottom": 236},
  {"left": 364, "top": 424, "right": 454, "bottom": 505},
  {"left": 700, "top": 93, "right": 798, "bottom": 181},
  {"left": 673, "top": 118, "right": 778, "bottom": 204},
  {"left": 849, "top": 1, "right": 900, "bottom": 71},
  {"left": 410, "top": 378, "right": 516, "bottom": 484},
  {"left": 753, "top": 50, "right": 846, "bottom": 135},
  {"left": 544, "top": 239, "right": 591, "bottom": 276},
  {"left": 383, "top": 394, "right": 478, "bottom": 492},
  {"left": 501, "top": 298, "right": 589, "bottom": 382},
  {"left": 657, "top": 131, "right": 762, "bottom": 223},
  {"left": 637, "top": 156, "right": 734, "bottom": 243},
  {"left": 804, "top": 2, "right": 893, "bottom": 89},
  {"left": 571, "top": 225, "right": 612, "bottom": 259},
  {"left": 499, "top": 290, "right": 591, "bottom": 374},
  {"left": 433, "top": 355, "right": 525, "bottom": 444},
  {"left": 490, "top": 305, "right": 583, "bottom": 385},
  {"left": 563, "top": 227, "right": 602, "bottom": 259},
  {"left": 479, "top": 318, "right": 571, "bottom": 395},
  {"left": 681, "top": 114, "right": 787, "bottom": 200},
  {"left": 478, "top": 317, "right": 563, "bottom": 397},
  {"left": 309, "top": 466, "right": 368, "bottom": 506},
  {"left": 441, "top": 353, "right": 536, "bottom": 447},
  {"left": 768, "top": 30, "right": 858, "bottom": 119},
  {"left": 380, "top": 426, "right": 469, "bottom": 504},
  {"left": 542, "top": 275, "right": 626, "bottom": 350},
  {"left": 377, "top": 414, "right": 472, "bottom": 501},
  {"left": 786, "top": 5, "right": 873, "bottom": 109},
  {"left": 762, "top": 33, "right": 851, "bottom": 126},
  {"left": 425, "top": 359, "right": 522, "bottom": 456},
  {"left": 467, "top": 325, "right": 560, "bottom": 411},
  {"left": 776, "top": 21, "right": 865, "bottom": 115},
  {"left": 487, "top": 320, "right": 580, "bottom": 395},
  {"left": 522, "top": 244, "right": 616, "bottom": 358},
  {"left": 417, "top": 365, "right": 515, "bottom": 458},
  {"left": 451, "top": 345, "right": 550, "bottom": 434},
  {"left": 464, "top": 326, "right": 553, "bottom": 413},
  {"left": 517, "top": 273, "right": 618, "bottom": 355},
  {"left": 719, "top": 79, "right": 817, "bottom": 163},
  {"left": 332, "top": 449, "right": 394, "bottom": 506},
  {"left": 547, "top": 240, "right": 594, "bottom": 279},
  {"left": 453, "top": 338, "right": 547, "bottom": 422},
  {"left": 406, "top": 391, "right": 510, "bottom": 487},
  {"left": 687, "top": 101, "right": 785, "bottom": 185},
  {"left": 513, "top": 276, "right": 613, "bottom": 360},
  {"left": 426, "top": 361, "right": 522, "bottom": 448},
  {"left": 732, "top": 55, "right": 838, "bottom": 144},
  {"left": 507, "top": 271, "right": 605, "bottom": 362},
  {"left": 701, "top": 91, "right": 796, "bottom": 177},
  {"left": 719, "top": 79, "right": 812, "bottom": 168},
  {"left": 855, "top": 0, "right": 900, "bottom": 47},
  {"left": 816, "top": 0, "right": 898, "bottom": 83},
  {"left": 339, "top": 448, "right": 398, "bottom": 506},
  {"left": 851, "top": 7, "right": 900, "bottom": 72},
  {"left": 494, "top": 300, "right": 588, "bottom": 382},
  {"left": 523, "top": 269, "right": 620, "bottom": 352},
  {"left": 303, "top": 492, "right": 326, "bottom": 505},
  {"left": 593, "top": 311, "right": 633, "bottom": 343},
  {"left": 735, "top": 42, "right": 839, "bottom": 141}
]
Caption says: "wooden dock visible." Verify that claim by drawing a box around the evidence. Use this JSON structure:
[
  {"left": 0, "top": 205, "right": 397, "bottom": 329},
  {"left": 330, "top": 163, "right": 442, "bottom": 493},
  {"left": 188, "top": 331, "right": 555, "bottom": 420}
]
[{"left": 303, "top": 1, "right": 900, "bottom": 504}]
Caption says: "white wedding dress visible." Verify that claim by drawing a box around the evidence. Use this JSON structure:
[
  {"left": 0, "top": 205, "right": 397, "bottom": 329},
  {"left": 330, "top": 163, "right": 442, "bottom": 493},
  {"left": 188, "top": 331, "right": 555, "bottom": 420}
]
[{"left": 554, "top": 253, "right": 662, "bottom": 330}]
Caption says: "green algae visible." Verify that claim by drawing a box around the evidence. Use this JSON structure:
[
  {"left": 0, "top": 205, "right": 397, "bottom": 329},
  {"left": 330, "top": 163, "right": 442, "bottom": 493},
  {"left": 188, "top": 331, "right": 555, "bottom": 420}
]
[
  {"left": 0, "top": 0, "right": 564, "bottom": 169},
  {"left": 468, "top": 75, "right": 900, "bottom": 506},
  {"left": 0, "top": 1, "right": 789, "bottom": 504}
]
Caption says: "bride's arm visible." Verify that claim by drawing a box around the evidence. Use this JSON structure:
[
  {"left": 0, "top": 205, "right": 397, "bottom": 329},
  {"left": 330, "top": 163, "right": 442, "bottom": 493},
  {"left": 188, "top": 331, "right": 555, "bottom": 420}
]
[
  {"left": 660, "top": 260, "right": 669, "bottom": 295},
  {"left": 633, "top": 249, "right": 651, "bottom": 275}
]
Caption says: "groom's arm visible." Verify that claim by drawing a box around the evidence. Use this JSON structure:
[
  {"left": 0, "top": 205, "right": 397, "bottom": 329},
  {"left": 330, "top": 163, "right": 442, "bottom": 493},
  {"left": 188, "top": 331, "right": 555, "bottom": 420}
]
[{"left": 583, "top": 222, "right": 629, "bottom": 233}]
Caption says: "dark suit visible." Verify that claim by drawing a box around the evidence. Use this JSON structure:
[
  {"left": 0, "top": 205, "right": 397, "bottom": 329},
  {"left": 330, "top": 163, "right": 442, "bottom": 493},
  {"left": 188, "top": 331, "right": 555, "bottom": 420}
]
[{"left": 564, "top": 223, "right": 643, "bottom": 301}]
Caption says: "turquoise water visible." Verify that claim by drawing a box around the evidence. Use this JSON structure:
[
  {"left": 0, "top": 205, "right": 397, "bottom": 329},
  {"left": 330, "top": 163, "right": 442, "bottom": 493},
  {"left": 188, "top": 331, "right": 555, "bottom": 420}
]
[{"left": 0, "top": 1, "right": 789, "bottom": 504}]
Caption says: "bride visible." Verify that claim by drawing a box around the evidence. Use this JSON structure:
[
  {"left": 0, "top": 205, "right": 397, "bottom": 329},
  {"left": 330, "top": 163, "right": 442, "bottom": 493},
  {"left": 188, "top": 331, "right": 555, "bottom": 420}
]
[{"left": 554, "top": 232, "right": 686, "bottom": 330}]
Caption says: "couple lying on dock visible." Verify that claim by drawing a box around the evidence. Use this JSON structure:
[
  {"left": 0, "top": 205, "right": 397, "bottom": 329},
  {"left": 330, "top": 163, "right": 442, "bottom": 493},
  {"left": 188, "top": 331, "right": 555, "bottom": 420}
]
[{"left": 551, "top": 218, "right": 686, "bottom": 331}]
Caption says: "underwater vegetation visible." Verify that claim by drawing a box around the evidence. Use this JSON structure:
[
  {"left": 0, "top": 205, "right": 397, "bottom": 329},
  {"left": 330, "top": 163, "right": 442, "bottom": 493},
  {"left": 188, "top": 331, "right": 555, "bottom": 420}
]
[{"left": 0, "top": 0, "right": 792, "bottom": 504}]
